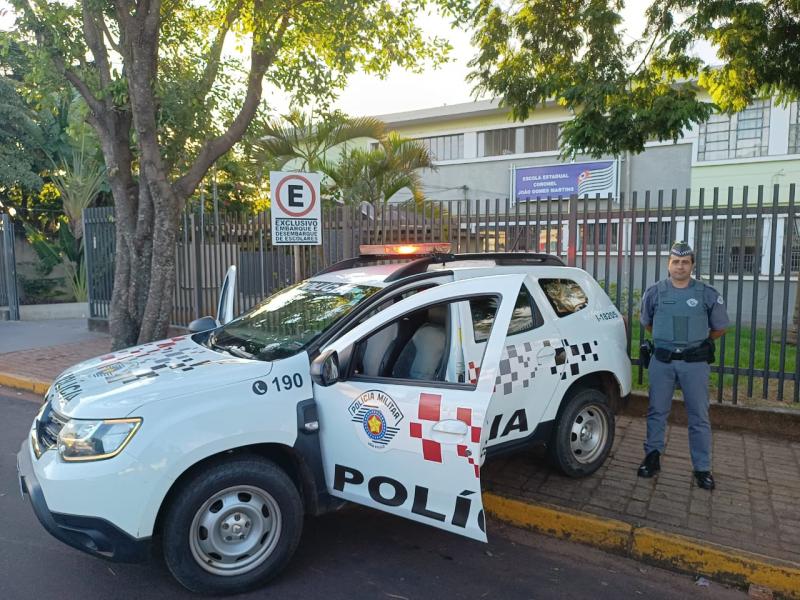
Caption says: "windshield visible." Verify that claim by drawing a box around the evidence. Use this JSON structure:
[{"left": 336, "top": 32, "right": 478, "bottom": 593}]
[{"left": 211, "top": 280, "right": 381, "bottom": 361}]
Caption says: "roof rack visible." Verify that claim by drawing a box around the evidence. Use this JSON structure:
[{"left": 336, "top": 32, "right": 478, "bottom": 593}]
[
  {"left": 314, "top": 255, "right": 413, "bottom": 276},
  {"left": 315, "top": 252, "right": 565, "bottom": 282}
]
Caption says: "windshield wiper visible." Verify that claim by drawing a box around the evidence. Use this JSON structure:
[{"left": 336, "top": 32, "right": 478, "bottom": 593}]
[
  {"left": 207, "top": 332, "right": 256, "bottom": 359},
  {"left": 221, "top": 345, "right": 255, "bottom": 359}
]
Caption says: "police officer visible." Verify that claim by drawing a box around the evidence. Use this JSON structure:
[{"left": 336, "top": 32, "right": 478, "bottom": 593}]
[{"left": 637, "top": 241, "right": 729, "bottom": 490}]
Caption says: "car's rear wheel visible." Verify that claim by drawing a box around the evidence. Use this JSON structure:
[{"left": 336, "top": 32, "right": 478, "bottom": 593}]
[
  {"left": 550, "top": 388, "right": 614, "bottom": 477},
  {"left": 162, "top": 457, "right": 303, "bottom": 595}
]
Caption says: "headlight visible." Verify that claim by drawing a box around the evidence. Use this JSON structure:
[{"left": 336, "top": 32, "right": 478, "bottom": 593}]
[{"left": 57, "top": 418, "right": 142, "bottom": 462}]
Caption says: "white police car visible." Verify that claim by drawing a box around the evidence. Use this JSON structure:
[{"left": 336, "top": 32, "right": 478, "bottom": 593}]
[{"left": 18, "top": 245, "right": 631, "bottom": 594}]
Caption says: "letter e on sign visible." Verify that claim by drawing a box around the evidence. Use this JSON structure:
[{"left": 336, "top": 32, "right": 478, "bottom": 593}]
[{"left": 270, "top": 171, "right": 322, "bottom": 246}]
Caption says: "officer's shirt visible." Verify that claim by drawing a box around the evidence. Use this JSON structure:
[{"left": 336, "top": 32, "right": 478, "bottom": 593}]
[{"left": 640, "top": 278, "right": 730, "bottom": 341}]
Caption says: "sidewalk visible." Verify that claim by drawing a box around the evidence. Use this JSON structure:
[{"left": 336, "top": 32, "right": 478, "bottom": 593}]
[
  {"left": 0, "top": 319, "right": 111, "bottom": 394},
  {"left": 2, "top": 320, "right": 799, "bottom": 596},
  {"left": 483, "top": 417, "right": 800, "bottom": 563}
]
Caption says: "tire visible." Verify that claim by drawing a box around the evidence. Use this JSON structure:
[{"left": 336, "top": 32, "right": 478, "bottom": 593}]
[
  {"left": 549, "top": 388, "right": 615, "bottom": 478},
  {"left": 161, "top": 457, "right": 303, "bottom": 595}
]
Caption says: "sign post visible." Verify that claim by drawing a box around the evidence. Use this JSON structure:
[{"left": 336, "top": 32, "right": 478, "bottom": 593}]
[
  {"left": 270, "top": 171, "right": 322, "bottom": 281},
  {"left": 270, "top": 171, "right": 322, "bottom": 245}
]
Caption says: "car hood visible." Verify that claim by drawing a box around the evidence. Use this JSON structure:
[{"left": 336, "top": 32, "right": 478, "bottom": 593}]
[{"left": 47, "top": 335, "right": 273, "bottom": 419}]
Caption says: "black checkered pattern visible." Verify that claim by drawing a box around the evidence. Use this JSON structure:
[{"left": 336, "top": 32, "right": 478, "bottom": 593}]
[
  {"left": 95, "top": 339, "right": 216, "bottom": 386},
  {"left": 550, "top": 339, "right": 599, "bottom": 380}
]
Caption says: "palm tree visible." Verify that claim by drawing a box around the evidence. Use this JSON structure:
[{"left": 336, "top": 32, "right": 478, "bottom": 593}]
[
  {"left": 254, "top": 109, "right": 386, "bottom": 172},
  {"left": 24, "top": 137, "right": 105, "bottom": 302},
  {"left": 322, "top": 132, "right": 435, "bottom": 205},
  {"left": 50, "top": 143, "right": 106, "bottom": 241}
]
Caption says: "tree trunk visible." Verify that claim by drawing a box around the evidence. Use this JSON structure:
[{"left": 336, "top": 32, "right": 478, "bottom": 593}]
[
  {"left": 109, "top": 182, "right": 156, "bottom": 349},
  {"left": 137, "top": 192, "right": 182, "bottom": 344}
]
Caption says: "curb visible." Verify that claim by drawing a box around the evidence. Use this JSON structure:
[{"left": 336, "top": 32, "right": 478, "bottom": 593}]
[
  {"left": 0, "top": 372, "right": 50, "bottom": 396},
  {"left": 484, "top": 492, "right": 800, "bottom": 599}
]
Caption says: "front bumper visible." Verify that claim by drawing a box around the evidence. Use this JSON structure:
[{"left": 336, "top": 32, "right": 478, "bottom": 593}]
[{"left": 16, "top": 440, "right": 151, "bottom": 563}]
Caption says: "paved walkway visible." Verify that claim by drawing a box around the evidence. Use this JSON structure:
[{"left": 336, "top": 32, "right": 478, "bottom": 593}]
[
  {"left": 0, "top": 318, "right": 108, "bottom": 354},
  {"left": 483, "top": 415, "right": 800, "bottom": 564},
  {"left": 2, "top": 320, "right": 798, "bottom": 591}
]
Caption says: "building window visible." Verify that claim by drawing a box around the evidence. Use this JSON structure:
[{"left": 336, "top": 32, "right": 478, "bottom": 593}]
[
  {"left": 634, "top": 221, "right": 672, "bottom": 250},
  {"left": 523, "top": 123, "right": 559, "bottom": 153},
  {"left": 699, "top": 218, "right": 758, "bottom": 275},
  {"left": 580, "top": 222, "right": 619, "bottom": 251},
  {"left": 697, "top": 100, "right": 771, "bottom": 161},
  {"left": 417, "top": 134, "right": 464, "bottom": 161},
  {"left": 787, "top": 217, "right": 800, "bottom": 273},
  {"left": 790, "top": 102, "right": 800, "bottom": 155},
  {"left": 478, "top": 127, "right": 517, "bottom": 157}
]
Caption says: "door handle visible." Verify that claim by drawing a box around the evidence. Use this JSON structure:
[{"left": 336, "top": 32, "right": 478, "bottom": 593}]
[{"left": 432, "top": 420, "right": 469, "bottom": 436}]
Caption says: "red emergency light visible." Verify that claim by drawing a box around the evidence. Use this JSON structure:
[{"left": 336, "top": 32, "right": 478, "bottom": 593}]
[{"left": 359, "top": 242, "right": 452, "bottom": 257}]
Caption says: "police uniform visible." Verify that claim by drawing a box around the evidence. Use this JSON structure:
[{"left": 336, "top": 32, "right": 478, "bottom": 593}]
[{"left": 638, "top": 243, "right": 729, "bottom": 487}]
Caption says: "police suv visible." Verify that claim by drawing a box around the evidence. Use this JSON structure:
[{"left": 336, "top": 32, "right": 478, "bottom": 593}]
[{"left": 18, "top": 245, "right": 631, "bottom": 594}]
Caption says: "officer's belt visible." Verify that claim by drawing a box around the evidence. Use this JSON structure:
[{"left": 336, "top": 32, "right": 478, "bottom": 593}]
[{"left": 654, "top": 345, "right": 708, "bottom": 363}]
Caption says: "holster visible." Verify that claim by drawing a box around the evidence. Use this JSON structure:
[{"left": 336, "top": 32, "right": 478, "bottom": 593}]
[{"left": 639, "top": 340, "right": 653, "bottom": 369}]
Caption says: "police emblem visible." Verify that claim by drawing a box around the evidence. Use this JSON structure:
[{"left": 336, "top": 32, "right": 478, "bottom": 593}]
[
  {"left": 687, "top": 298, "right": 699, "bottom": 307},
  {"left": 93, "top": 360, "right": 139, "bottom": 382},
  {"left": 349, "top": 390, "right": 404, "bottom": 451}
]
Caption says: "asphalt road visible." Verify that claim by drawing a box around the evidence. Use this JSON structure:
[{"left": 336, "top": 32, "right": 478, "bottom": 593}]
[{"left": 1, "top": 392, "right": 746, "bottom": 600}]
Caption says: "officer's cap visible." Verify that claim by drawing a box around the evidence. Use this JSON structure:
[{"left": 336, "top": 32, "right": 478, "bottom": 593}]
[{"left": 670, "top": 241, "right": 694, "bottom": 258}]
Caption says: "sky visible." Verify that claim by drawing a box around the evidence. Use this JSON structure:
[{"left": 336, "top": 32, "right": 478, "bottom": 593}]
[
  {"left": 0, "top": 3, "right": 704, "bottom": 118},
  {"left": 330, "top": 4, "right": 657, "bottom": 117}
]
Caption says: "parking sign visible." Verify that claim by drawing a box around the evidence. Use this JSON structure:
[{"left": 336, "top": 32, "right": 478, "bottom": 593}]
[{"left": 270, "top": 171, "right": 322, "bottom": 245}]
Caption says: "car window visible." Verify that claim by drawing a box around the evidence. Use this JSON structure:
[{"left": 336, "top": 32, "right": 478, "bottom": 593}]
[
  {"left": 214, "top": 280, "right": 380, "bottom": 360},
  {"left": 352, "top": 297, "right": 495, "bottom": 385},
  {"left": 539, "top": 278, "right": 589, "bottom": 317},
  {"left": 470, "top": 286, "right": 542, "bottom": 343},
  {"left": 357, "top": 285, "right": 434, "bottom": 324}
]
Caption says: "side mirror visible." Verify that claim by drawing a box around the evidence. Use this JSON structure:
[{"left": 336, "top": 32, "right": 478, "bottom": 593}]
[
  {"left": 310, "top": 350, "right": 340, "bottom": 387},
  {"left": 188, "top": 315, "right": 219, "bottom": 333}
]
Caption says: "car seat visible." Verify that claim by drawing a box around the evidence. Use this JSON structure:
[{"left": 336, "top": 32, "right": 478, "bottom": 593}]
[{"left": 390, "top": 304, "right": 448, "bottom": 380}]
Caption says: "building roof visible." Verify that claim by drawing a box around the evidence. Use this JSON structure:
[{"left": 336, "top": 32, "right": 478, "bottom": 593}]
[
  {"left": 372, "top": 97, "right": 564, "bottom": 128},
  {"left": 373, "top": 98, "right": 505, "bottom": 128}
]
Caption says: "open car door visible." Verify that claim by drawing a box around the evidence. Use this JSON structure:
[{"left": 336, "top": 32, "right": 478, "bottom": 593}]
[
  {"left": 216, "top": 265, "right": 237, "bottom": 325},
  {"left": 313, "top": 274, "right": 525, "bottom": 542}
]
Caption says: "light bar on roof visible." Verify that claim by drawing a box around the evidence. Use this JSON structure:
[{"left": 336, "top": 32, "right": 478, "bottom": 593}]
[{"left": 359, "top": 242, "right": 452, "bottom": 257}]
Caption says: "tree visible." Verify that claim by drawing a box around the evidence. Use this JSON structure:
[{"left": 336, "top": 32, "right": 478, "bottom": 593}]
[
  {"left": 468, "top": 0, "right": 799, "bottom": 158},
  {"left": 9, "top": 0, "right": 468, "bottom": 349},
  {"left": 0, "top": 76, "right": 44, "bottom": 194},
  {"left": 323, "top": 132, "right": 435, "bottom": 205},
  {"left": 254, "top": 109, "right": 386, "bottom": 173}
]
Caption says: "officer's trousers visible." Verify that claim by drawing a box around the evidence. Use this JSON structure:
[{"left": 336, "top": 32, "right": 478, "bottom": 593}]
[{"left": 644, "top": 358, "right": 712, "bottom": 471}]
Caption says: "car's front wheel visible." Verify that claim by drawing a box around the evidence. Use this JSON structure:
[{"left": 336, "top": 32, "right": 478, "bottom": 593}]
[
  {"left": 550, "top": 388, "right": 615, "bottom": 477},
  {"left": 161, "top": 456, "right": 303, "bottom": 595}
]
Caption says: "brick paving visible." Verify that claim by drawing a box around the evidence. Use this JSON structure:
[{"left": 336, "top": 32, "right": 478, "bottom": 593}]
[
  {"left": 2, "top": 334, "right": 799, "bottom": 567},
  {"left": 0, "top": 338, "right": 111, "bottom": 386},
  {"left": 484, "top": 415, "right": 800, "bottom": 564}
]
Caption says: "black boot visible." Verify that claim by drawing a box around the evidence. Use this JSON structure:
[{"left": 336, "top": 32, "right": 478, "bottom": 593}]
[
  {"left": 637, "top": 450, "right": 660, "bottom": 478},
  {"left": 693, "top": 471, "right": 715, "bottom": 490}
]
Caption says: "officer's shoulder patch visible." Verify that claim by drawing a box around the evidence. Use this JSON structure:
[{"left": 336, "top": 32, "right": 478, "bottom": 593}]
[{"left": 717, "top": 295, "right": 724, "bottom": 305}]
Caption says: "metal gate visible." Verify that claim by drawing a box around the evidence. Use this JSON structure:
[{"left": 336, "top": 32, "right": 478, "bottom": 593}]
[{"left": 0, "top": 213, "right": 20, "bottom": 320}]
